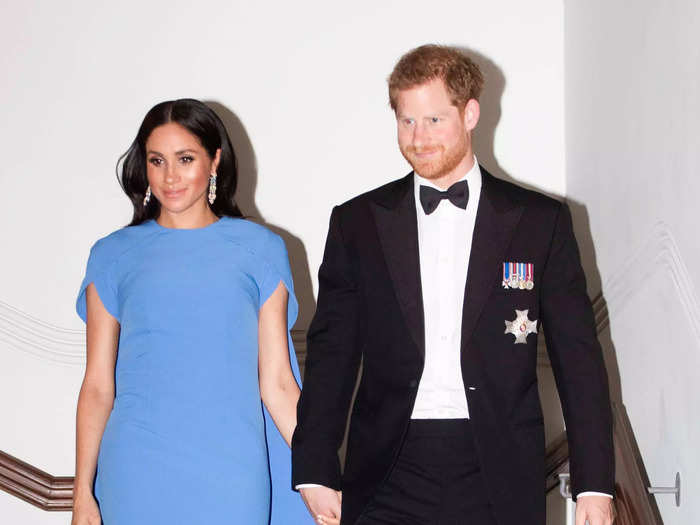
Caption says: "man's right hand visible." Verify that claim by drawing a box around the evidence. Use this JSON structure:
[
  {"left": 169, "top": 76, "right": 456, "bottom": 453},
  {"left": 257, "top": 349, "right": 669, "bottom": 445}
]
[{"left": 300, "top": 485, "right": 342, "bottom": 525}]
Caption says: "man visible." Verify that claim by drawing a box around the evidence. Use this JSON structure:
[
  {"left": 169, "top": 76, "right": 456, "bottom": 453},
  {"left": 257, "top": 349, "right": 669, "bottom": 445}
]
[{"left": 292, "top": 45, "right": 615, "bottom": 525}]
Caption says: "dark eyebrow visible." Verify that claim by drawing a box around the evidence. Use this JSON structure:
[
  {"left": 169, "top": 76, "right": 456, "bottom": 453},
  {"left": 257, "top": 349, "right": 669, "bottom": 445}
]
[{"left": 146, "top": 149, "right": 198, "bottom": 156}]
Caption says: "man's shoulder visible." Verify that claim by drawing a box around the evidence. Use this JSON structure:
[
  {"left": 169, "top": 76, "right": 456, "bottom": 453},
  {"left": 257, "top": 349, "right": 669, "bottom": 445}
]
[{"left": 483, "top": 169, "right": 563, "bottom": 213}]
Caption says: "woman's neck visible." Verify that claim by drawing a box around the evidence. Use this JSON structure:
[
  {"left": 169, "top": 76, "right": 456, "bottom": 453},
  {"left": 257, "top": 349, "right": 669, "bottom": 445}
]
[{"left": 156, "top": 202, "right": 218, "bottom": 230}]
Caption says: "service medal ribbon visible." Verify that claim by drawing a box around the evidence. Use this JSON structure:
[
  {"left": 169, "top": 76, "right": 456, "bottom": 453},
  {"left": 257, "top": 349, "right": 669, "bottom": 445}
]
[
  {"left": 502, "top": 262, "right": 535, "bottom": 290},
  {"left": 509, "top": 262, "right": 518, "bottom": 288}
]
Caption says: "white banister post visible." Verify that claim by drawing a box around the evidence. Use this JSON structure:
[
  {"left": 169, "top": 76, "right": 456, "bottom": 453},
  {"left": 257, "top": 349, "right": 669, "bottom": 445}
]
[{"left": 558, "top": 473, "right": 576, "bottom": 525}]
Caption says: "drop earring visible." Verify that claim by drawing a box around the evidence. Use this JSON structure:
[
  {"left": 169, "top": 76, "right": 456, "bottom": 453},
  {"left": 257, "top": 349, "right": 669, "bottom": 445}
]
[
  {"left": 143, "top": 185, "right": 151, "bottom": 206},
  {"left": 208, "top": 173, "right": 217, "bottom": 205}
]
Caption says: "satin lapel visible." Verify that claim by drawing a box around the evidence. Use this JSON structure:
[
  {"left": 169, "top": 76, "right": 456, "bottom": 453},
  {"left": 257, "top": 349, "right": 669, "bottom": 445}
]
[
  {"left": 461, "top": 170, "right": 524, "bottom": 349},
  {"left": 370, "top": 175, "right": 425, "bottom": 360}
]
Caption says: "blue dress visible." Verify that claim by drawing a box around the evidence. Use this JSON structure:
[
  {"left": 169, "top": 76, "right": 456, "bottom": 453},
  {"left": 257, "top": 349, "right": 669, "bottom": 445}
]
[{"left": 76, "top": 217, "right": 311, "bottom": 524}]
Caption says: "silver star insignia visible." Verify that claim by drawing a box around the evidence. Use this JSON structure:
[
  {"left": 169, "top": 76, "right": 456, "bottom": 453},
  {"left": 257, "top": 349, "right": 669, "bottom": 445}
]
[{"left": 504, "top": 309, "right": 538, "bottom": 344}]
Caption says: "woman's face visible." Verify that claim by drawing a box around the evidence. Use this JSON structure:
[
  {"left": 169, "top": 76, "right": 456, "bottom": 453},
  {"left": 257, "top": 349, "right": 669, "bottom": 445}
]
[{"left": 145, "top": 122, "right": 220, "bottom": 216}]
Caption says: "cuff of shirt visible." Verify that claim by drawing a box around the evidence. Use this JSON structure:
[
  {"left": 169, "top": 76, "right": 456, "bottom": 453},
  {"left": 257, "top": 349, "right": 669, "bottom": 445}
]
[
  {"left": 295, "top": 483, "right": 324, "bottom": 489},
  {"left": 576, "top": 491, "right": 613, "bottom": 499}
]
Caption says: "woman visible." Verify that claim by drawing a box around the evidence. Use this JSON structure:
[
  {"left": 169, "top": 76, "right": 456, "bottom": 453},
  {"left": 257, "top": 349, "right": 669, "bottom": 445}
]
[{"left": 72, "top": 99, "right": 314, "bottom": 524}]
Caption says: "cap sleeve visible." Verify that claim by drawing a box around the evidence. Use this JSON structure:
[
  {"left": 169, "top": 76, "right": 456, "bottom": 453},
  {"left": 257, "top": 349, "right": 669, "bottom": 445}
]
[
  {"left": 76, "top": 239, "right": 120, "bottom": 323},
  {"left": 258, "top": 232, "right": 309, "bottom": 522},
  {"left": 258, "top": 233, "right": 298, "bottom": 330}
]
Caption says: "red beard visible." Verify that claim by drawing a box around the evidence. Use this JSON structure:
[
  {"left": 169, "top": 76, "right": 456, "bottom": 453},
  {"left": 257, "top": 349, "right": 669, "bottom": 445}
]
[{"left": 400, "top": 135, "right": 469, "bottom": 180}]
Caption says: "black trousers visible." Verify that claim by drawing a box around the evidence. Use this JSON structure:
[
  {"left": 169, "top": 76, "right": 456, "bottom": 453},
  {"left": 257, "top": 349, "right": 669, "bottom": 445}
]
[{"left": 356, "top": 419, "right": 497, "bottom": 525}]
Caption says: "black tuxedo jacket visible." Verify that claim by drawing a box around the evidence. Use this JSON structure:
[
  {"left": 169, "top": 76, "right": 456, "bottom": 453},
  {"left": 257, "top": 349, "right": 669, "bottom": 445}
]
[{"left": 292, "top": 168, "right": 614, "bottom": 525}]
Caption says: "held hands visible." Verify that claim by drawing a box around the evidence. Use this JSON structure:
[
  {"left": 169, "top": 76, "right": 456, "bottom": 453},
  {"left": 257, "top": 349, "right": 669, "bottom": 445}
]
[
  {"left": 575, "top": 494, "right": 615, "bottom": 525},
  {"left": 71, "top": 492, "right": 101, "bottom": 525},
  {"left": 300, "top": 485, "right": 342, "bottom": 525}
]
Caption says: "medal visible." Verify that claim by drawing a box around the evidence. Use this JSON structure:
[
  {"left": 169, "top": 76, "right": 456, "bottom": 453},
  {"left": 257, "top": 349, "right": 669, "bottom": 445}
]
[
  {"left": 518, "top": 263, "right": 526, "bottom": 289},
  {"left": 501, "top": 261, "right": 535, "bottom": 290},
  {"left": 509, "top": 263, "right": 519, "bottom": 288},
  {"left": 504, "top": 309, "right": 538, "bottom": 344}
]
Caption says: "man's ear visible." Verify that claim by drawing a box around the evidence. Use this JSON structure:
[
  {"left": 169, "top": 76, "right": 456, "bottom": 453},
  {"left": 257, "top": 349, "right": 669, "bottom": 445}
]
[{"left": 463, "top": 99, "right": 480, "bottom": 132}]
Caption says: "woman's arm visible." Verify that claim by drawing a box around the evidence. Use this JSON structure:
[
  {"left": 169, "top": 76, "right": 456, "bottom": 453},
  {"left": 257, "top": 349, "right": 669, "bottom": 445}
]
[
  {"left": 258, "top": 281, "right": 301, "bottom": 447},
  {"left": 72, "top": 284, "right": 119, "bottom": 524}
]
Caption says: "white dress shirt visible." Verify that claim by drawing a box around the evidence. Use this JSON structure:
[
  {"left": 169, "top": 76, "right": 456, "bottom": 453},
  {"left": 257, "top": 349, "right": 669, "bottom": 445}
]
[{"left": 410, "top": 158, "right": 481, "bottom": 419}]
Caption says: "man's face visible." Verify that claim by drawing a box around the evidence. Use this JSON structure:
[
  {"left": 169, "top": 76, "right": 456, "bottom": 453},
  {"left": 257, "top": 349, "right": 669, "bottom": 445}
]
[{"left": 396, "top": 78, "right": 476, "bottom": 183}]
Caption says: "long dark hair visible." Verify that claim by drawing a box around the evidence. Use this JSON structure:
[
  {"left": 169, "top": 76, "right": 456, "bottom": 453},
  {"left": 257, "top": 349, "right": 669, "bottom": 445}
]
[{"left": 119, "top": 98, "right": 243, "bottom": 225}]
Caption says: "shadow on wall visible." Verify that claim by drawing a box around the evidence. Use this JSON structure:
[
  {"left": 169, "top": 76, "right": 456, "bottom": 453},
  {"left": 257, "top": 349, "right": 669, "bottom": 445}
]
[
  {"left": 458, "top": 46, "right": 562, "bottom": 201},
  {"left": 567, "top": 199, "right": 664, "bottom": 520},
  {"left": 459, "top": 47, "right": 509, "bottom": 184},
  {"left": 567, "top": 200, "right": 623, "bottom": 405},
  {"left": 205, "top": 101, "right": 316, "bottom": 331}
]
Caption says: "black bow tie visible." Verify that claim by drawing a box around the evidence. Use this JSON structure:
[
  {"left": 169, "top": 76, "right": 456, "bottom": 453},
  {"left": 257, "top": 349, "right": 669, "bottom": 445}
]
[{"left": 419, "top": 180, "right": 469, "bottom": 215}]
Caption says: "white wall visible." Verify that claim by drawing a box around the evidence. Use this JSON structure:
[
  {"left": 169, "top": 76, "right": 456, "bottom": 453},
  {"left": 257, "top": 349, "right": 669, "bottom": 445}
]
[
  {"left": 565, "top": 0, "right": 700, "bottom": 522},
  {"left": 0, "top": 1, "right": 566, "bottom": 522}
]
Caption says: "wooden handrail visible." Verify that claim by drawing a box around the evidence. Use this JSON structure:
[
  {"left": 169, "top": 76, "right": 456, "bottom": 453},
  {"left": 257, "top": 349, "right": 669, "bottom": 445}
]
[
  {"left": 544, "top": 432, "right": 570, "bottom": 493},
  {"left": 611, "top": 402, "right": 664, "bottom": 525},
  {"left": 0, "top": 450, "right": 73, "bottom": 511}
]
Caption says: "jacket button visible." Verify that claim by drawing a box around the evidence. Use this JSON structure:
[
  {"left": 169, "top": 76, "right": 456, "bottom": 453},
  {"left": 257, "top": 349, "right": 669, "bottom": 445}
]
[{"left": 409, "top": 379, "right": 418, "bottom": 389}]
